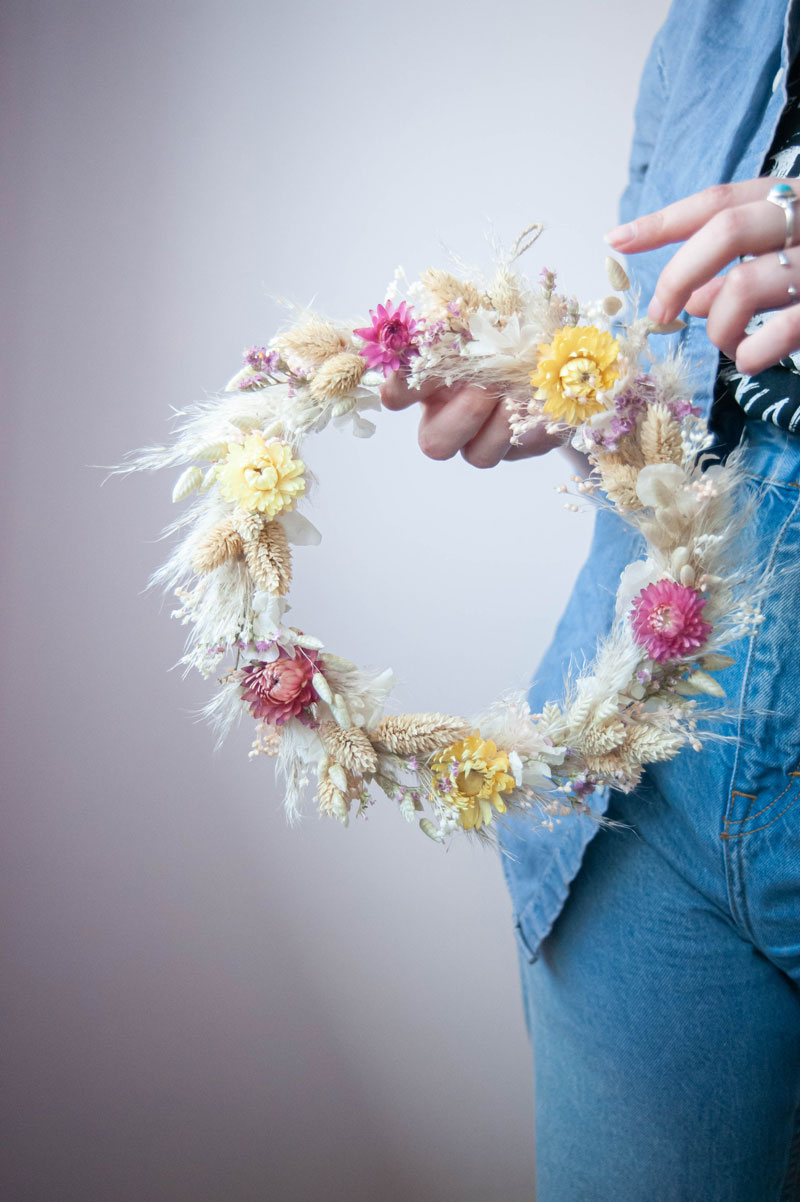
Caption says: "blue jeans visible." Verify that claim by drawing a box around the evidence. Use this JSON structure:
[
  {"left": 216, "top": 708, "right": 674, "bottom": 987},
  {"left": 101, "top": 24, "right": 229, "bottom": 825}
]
[{"left": 509, "top": 419, "right": 800, "bottom": 1201}]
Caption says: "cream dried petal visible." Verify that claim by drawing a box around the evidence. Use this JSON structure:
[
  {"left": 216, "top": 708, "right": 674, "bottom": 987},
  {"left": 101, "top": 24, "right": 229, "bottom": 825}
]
[{"left": 172, "top": 466, "right": 203, "bottom": 503}]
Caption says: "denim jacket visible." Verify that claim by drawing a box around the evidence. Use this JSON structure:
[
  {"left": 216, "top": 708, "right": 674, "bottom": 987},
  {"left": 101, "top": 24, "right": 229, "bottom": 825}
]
[{"left": 499, "top": 0, "right": 800, "bottom": 964}]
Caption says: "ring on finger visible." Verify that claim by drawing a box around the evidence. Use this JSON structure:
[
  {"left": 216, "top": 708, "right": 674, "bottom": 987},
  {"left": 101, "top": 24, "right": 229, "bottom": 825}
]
[
  {"left": 788, "top": 283, "right": 800, "bottom": 304},
  {"left": 766, "top": 181, "right": 797, "bottom": 249},
  {"left": 778, "top": 249, "right": 791, "bottom": 267}
]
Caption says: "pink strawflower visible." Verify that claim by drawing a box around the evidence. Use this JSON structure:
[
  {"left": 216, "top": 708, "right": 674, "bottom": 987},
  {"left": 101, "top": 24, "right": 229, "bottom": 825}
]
[
  {"left": 353, "top": 299, "right": 420, "bottom": 377},
  {"left": 237, "top": 647, "right": 320, "bottom": 725},
  {"left": 631, "top": 580, "right": 712, "bottom": 663}
]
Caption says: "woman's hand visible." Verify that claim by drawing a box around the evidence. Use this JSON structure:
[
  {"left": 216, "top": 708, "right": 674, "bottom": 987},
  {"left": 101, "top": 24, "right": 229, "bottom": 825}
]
[
  {"left": 380, "top": 374, "right": 563, "bottom": 467},
  {"left": 605, "top": 178, "right": 800, "bottom": 375}
]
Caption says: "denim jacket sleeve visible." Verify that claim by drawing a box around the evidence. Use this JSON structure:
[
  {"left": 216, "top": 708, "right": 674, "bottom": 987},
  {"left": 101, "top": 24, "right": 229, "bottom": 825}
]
[
  {"left": 498, "top": 0, "right": 800, "bottom": 965},
  {"left": 618, "top": 15, "right": 671, "bottom": 228}
]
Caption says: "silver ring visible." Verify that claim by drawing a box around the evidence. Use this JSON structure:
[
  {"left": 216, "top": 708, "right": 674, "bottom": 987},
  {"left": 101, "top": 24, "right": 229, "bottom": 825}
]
[
  {"left": 778, "top": 249, "right": 791, "bottom": 267},
  {"left": 788, "top": 283, "right": 799, "bottom": 304},
  {"left": 766, "top": 181, "right": 797, "bottom": 249}
]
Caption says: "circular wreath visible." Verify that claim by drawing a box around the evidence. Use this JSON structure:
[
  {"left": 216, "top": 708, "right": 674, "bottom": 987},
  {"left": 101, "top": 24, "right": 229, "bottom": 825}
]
[{"left": 122, "top": 225, "right": 762, "bottom": 844}]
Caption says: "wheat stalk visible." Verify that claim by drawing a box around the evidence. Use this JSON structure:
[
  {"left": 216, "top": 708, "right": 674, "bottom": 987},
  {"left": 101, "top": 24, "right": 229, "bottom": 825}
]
[
  {"left": 193, "top": 519, "right": 244, "bottom": 574},
  {"left": 370, "top": 713, "right": 472, "bottom": 758},
  {"left": 242, "top": 520, "right": 292, "bottom": 595},
  {"left": 309, "top": 352, "right": 366, "bottom": 400},
  {"left": 640, "top": 404, "right": 683, "bottom": 465},
  {"left": 319, "top": 721, "right": 378, "bottom": 776}
]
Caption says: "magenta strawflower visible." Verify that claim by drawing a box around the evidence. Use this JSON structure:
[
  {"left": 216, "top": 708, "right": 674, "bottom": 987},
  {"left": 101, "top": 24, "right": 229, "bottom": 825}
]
[
  {"left": 353, "top": 300, "right": 420, "bottom": 377},
  {"left": 631, "top": 580, "right": 712, "bottom": 663}
]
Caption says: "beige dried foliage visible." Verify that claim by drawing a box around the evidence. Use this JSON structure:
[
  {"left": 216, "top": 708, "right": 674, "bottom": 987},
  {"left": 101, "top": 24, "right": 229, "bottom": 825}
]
[
  {"left": 596, "top": 455, "right": 642, "bottom": 511},
  {"left": 193, "top": 519, "right": 244, "bottom": 574},
  {"left": 487, "top": 267, "right": 525, "bottom": 318},
  {"left": 605, "top": 257, "right": 630, "bottom": 291},
  {"left": 580, "top": 719, "right": 628, "bottom": 756},
  {"left": 276, "top": 319, "right": 349, "bottom": 369},
  {"left": 232, "top": 509, "right": 266, "bottom": 543},
  {"left": 243, "top": 520, "right": 292, "bottom": 595},
  {"left": 582, "top": 748, "right": 638, "bottom": 780},
  {"left": 320, "top": 721, "right": 378, "bottom": 776},
  {"left": 627, "top": 722, "right": 684, "bottom": 763},
  {"left": 371, "top": 713, "right": 472, "bottom": 758},
  {"left": 309, "top": 352, "right": 366, "bottom": 400},
  {"left": 640, "top": 404, "right": 683, "bottom": 466},
  {"left": 317, "top": 767, "right": 364, "bottom": 819},
  {"left": 420, "top": 269, "right": 481, "bottom": 326}
]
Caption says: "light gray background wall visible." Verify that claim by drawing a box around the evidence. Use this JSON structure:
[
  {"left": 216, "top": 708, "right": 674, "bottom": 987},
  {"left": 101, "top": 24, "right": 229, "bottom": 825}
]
[{"left": 2, "top": 2, "right": 670, "bottom": 1199}]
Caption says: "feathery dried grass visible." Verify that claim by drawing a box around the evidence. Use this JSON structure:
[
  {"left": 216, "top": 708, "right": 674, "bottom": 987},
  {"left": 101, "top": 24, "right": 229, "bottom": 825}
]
[
  {"left": 309, "top": 352, "right": 366, "bottom": 400},
  {"left": 639, "top": 404, "right": 683, "bottom": 465},
  {"left": 276, "top": 319, "right": 349, "bottom": 370},
  {"left": 371, "top": 713, "right": 472, "bottom": 758},
  {"left": 319, "top": 721, "right": 378, "bottom": 776},
  {"left": 486, "top": 266, "right": 525, "bottom": 318},
  {"left": 192, "top": 519, "right": 243, "bottom": 574},
  {"left": 317, "top": 767, "right": 364, "bottom": 820},
  {"left": 596, "top": 456, "right": 642, "bottom": 510},
  {"left": 242, "top": 520, "right": 292, "bottom": 595}
]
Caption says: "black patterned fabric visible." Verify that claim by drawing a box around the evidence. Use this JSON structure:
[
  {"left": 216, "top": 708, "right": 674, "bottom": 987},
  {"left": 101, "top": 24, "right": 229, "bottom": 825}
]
[{"left": 713, "top": 51, "right": 800, "bottom": 435}]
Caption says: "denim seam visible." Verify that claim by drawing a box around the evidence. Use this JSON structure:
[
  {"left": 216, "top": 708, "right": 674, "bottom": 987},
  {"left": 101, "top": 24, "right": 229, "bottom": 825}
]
[
  {"left": 779, "top": 1092, "right": 800, "bottom": 1202},
  {"left": 721, "top": 487, "right": 800, "bottom": 942}
]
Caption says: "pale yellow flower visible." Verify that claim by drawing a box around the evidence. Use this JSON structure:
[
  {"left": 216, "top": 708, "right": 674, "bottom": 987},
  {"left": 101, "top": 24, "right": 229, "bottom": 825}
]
[
  {"left": 530, "top": 324, "right": 621, "bottom": 427},
  {"left": 431, "top": 732, "right": 516, "bottom": 831},
  {"left": 217, "top": 432, "right": 305, "bottom": 517}
]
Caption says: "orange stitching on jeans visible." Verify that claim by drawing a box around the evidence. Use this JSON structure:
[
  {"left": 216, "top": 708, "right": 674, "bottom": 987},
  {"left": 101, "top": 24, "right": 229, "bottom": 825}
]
[
  {"left": 742, "top": 471, "right": 800, "bottom": 489},
  {"left": 722, "top": 762, "right": 800, "bottom": 828},
  {"left": 719, "top": 789, "right": 799, "bottom": 838},
  {"left": 720, "top": 774, "right": 800, "bottom": 840}
]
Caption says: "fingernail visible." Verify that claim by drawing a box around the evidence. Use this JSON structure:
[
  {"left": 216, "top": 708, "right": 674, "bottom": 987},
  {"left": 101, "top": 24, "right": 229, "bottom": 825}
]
[
  {"left": 648, "top": 297, "right": 666, "bottom": 323},
  {"left": 604, "top": 222, "right": 635, "bottom": 247}
]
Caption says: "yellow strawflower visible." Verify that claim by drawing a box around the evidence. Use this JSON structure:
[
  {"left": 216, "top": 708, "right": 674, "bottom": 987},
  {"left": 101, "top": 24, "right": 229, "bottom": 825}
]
[
  {"left": 431, "top": 732, "right": 516, "bottom": 831},
  {"left": 530, "top": 324, "right": 620, "bottom": 427},
  {"left": 217, "top": 432, "right": 305, "bottom": 517}
]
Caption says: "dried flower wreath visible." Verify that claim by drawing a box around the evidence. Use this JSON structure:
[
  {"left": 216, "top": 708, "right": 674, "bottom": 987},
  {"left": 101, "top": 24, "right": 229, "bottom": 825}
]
[{"left": 123, "top": 225, "right": 762, "bottom": 844}]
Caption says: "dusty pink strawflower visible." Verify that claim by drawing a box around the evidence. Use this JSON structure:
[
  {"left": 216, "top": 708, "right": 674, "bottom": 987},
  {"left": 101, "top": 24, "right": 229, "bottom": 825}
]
[
  {"left": 631, "top": 580, "right": 712, "bottom": 663},
  {"left": 237, "top": 647, "right": 320, "bottom": 725},
  {"left": 353, "top": 300, "right": 420, "bottom": 376}
]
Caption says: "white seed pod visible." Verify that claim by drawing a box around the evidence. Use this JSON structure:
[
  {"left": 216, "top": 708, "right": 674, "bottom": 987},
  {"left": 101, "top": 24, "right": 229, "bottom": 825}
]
[
  {"left": 331, "top": 692, "right": 351, "bottom": 729},
  {"left": 328, "top": 763, "right": 348, "bottom": 793},
  {"left": 294, "top": 633, "right": 325, "bottom": 650},
  {"left": 198, "top": 465, "right": 217, "bottom": 492},
  {"left": 224, "top": 367, "right": 254, "bottom": 392},
  {"left": 320, "top": 653, "right": 358, "bottom": 673},
  {"left": 172, "top": 465, "right": 203, "bottom": 503},
  {"left": 672, "top": 545, "right": 691, "bottom": 571},
  {"left": 603, "top": 295, "right": 623, "bottom": 315},
  {"left": 261, "top": 419, "right": 285, "bottom": 440},
  {"left": 330, "top": 789, "right": 348, "bottom": 822},
  {"left": 331, "top": 398, "right": 356, "bottom": 418},
  {"left": 419, "top": 818, "right": 445, "bottom": 843},
  {"left": 679, "top": 564, "right": 696, "bottom": 587},
  {"left": 647, "top": 317, "right": 687, "bottom": 335},
  {"left": 227, "top": 413, "right": 258, "bottom": 431},
  {"left": 194, "top": 441, "right": 228, "bottom": 462},
  {"left": 399, "top": 795, "right": 416, "bottom": 823},
  {"left": 700, "top": 652, "right": 736, "bottom": 671},
  {"left": 605, "top": 257, "right": 630, "bottom": 291},
  {"left": 684, "top": 669, "right": 726, "bottom": 698},
  {"left": 311, "top": 672, "right": 333, "bottom": 704}
]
